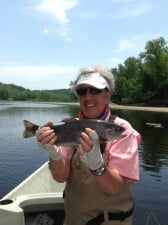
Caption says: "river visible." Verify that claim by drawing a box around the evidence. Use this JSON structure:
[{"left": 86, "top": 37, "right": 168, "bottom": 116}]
[{"left": 0, "top": 102, "right": 168, "bottom": 225}]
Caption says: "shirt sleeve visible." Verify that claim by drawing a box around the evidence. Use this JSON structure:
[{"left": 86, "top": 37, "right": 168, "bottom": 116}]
[{"left": 105, "top": 117, "right": 141, "bottom": 181}]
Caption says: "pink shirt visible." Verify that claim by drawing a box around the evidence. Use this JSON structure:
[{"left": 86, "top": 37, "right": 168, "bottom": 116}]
[
  {"left": 105, "top": 116, "right": 141, "bottom": 181},
  {"left": 62, "top": 116, "right": 141, "bottom": 181}
]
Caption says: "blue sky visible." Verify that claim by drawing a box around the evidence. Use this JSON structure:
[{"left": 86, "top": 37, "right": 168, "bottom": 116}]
[{"left": 0, "top": 0, "right": 167, "bottom": 90}]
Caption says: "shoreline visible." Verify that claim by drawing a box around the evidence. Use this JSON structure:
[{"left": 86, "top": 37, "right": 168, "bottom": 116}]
[
  {"left": 109, "top": 103, "right": 168, "bottom": 113},
  {"left": 54, "top": 102, "right": 168, "bottom": 113},
  {"left": 1, "top": 100, "right": 168, "bottom": 113}
]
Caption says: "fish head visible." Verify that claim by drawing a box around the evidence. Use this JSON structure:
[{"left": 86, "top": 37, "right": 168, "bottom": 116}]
[{"left": 103, "top": 126, "right": 126, "bottom": 141}]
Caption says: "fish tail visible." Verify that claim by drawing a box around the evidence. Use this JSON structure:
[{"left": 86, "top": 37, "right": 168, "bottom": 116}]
[{"left": 23, "top": 120, "right": 39, "bottom": 138}]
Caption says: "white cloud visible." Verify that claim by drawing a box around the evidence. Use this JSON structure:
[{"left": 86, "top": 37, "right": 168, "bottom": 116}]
[
  {"left": 115, "top": 34, "right": 146, "bottom": 53},
  {"left": 110, "top": 0, "right": 136, "bottom": 3},
  {"left": 60, "top": 32, "right": 72, "bottom": 41},
  {"left": 43, "top": 29, "right": 49, "bottom": 33},
  {"left": 0, "top": 64, "right": 77, "bottom": 90},
  {"left": 35, "top": 0, "right": 78, "bottom": 24},
  {"left": 61, "top": 32, "right": 68, "bottom": 37},
  {"left": 110, "top": 34, "right": 147, "bottom": 66},
  {"left": 110, "top": 57, "right": 123, "bottom": 67},
  {"left": 115, "top": 3, "right": 152, "bottom": 19},
  {"left": 78, "top": 11, "right": 101, "bottom": 20},
  {"left": 117, "top": 40, "right": 135, "bottom": 52}
]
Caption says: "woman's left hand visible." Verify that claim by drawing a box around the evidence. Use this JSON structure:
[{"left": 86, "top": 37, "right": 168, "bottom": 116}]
[
  {"left": 78, "top": 128, "right": 94, "bottom": 155},
  {"left": 79, "top": 128, "right": 104, "bottom": 171}
]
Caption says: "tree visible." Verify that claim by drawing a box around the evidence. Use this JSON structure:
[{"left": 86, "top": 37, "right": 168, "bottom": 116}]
[
  {"left": 0, "top": 88, "right": 8, "bottom": 100},
  {"left": 139, "top": 37, "right": 168, "bottom": 105},
  {"left": 112, "top": 57, "right": 142, "bottom": 103}
]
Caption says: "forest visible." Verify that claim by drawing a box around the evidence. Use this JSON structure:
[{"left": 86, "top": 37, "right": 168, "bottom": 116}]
[{"left": 0, "top": 37, "right": 168, "bottom": 106}]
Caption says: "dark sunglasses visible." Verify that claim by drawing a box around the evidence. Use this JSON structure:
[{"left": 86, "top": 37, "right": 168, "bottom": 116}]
[{"left": 76, "top": 87, "right": 107, "bottom": 96}]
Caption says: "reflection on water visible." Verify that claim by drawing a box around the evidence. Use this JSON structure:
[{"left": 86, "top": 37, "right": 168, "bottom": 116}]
[
  {"left": 0, "top": 102, "right": 168, "bottom": 225},
  {"left": 112, "top": 109, "right": 168, "bottom": 225},
  {"left": 113, "top": 109, "right": 168, "bottom": 169},
  {"left": 0, "top": 102, "right": 75, "bottom": 198}
]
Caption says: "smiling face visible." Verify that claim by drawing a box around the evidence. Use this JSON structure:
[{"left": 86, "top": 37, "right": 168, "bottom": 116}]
[{"left": 77, "top": 84, "right": 112, "bottom": 119}]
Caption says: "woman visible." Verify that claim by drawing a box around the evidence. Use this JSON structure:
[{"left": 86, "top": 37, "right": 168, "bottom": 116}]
[{"left": 36, "top": 65, "right": 141, "bottom": 225}]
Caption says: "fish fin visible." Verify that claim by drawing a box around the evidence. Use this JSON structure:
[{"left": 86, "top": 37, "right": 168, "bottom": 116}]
[
  {"left": 61, "top": 118, "right": 79, "bottom": 123},
  {"left": 23, "top": 120, "right": 39, "bottom": 138},
  {"left": 109, "top": 115, "right": 117, "bottom": 123}
]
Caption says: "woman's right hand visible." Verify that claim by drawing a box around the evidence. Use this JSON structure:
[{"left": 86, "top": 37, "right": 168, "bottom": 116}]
[
  {"left": 36, "top": 121, "right": 62, "bottom": 161},
  {"left": 36, "top": 121, "right": 56, "bottom": 145}
]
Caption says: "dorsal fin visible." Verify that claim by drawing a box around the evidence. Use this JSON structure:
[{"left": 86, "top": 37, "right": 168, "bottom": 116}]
[
  {"left": 61, "top": 118, "right": 79, "bottom": 123},
  {"left": 109, "top": 115, "right": 117, "bottom": 123}
]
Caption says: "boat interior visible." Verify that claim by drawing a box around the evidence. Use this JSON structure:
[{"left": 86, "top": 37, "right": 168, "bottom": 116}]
[{"left": 0, "top": 162, "right": 65, "bottom": 225}]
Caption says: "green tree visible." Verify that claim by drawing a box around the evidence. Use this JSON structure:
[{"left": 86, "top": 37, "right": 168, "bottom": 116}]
[
  {"left": 112, "top": 57, "right": 142, "bottom": 104},
  {"left": 139, "top": 37, "right": 168, "bottom": 105},
  {"left": 0, "top": 87, "right": 8, "bottom": 100}
]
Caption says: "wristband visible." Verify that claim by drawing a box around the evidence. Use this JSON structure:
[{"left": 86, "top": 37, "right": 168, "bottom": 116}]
[
  {"left": 36, "top": 138, "right": 62, "bottom": 161},
  {"left": 90, "top": 164, "right": 106, "bottom": 176}
]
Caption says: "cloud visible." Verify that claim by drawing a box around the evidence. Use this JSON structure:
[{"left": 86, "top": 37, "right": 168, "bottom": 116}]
[
  {"left": 60, "top": 32, "right": 72, "bottom": 41},
  {"left": 110, "top": 34, "right": 147, "bottom": 66},
  {"left": 41, "top": 27, "right": 72, "bottom": 41},
  {"left": 117, "top": 40, "right": 135, "bottom": 52},
  {"left": 110, "top": 0, "right": 136, "bottom": 3},
  {"left": 110, "top": 57, "right": 123, "bottom": 67},
  {"left": 33, "top": 0, "right": 76, "bottom": 41},
  {"left": 0, "top": 64, "right": 77, "bottom": 90},
  {"left": 114, "top": 3, "right": 152, "bottom": 19},
  {"left": 115, "top": 34, "right": 146, "bottom": 53},
  {"left": 43, "top": 29, "right": 49, "bottom": 33},
  {"left": 78, "top": 11, "right": 101, "bottom": 20},
  {"left": 35, "top": 0, "right": 78, "bottom": 24}
]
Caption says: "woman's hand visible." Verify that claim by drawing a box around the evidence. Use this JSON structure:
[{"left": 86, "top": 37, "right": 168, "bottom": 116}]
[
  {"left": 36, "top": 122, "right": 70, "bottom": 183},
  {"left": 36, "top": 121, "right": 56, "bottom": 145},
  {"left": 36, "top": 121, "right": 62, "bottom": 161},
  {"left": 78, "top": 128, "right": 94, "bottom": 155},
  {"left": 79, "top": 128, "right": 104, "bottom": 171}
]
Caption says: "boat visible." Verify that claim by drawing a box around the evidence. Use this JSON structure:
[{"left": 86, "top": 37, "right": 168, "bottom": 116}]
[
  {"left": 0, "top": 162, "right": 65, "bottom": 225},
  {"left": 0, "top": 162, "right": 163, "bottom": 225}
]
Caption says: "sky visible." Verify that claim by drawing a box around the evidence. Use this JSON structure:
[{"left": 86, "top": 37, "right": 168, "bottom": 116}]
[{"left": 0, "top": 0, "right": 167, "bottom": 90}]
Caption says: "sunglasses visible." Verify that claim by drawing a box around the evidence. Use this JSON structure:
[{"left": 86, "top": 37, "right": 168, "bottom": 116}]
[{"left": 76, "top": 87, "right": 107, "bottom": 96}]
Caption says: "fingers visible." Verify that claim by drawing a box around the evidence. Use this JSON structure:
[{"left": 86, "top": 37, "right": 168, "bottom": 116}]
[
  {"left": 85, "top": 128, "right": 93, "bottom": 135},
  {"left": 37, "top": 127, "right": 57, "bottom": 145},
  {"left": 79, "top": 128, "right": 93, "bottom": 153},
  {"left": 44, "top": 121, "right": 54, "bottom": 127},
  {"left": 78, "top": 144, "right": 85, "bottom": 156}
]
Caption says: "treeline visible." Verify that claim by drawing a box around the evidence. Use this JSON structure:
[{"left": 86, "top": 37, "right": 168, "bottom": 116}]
[
  {"left": 0, "top": 37, "right": 168, "bottom": 106},
  {"left": 112, "top": 37, "right": 168, "bottom": 106},
  {"left": 0, "top": 83, "right": 77, "bottom": 102}
]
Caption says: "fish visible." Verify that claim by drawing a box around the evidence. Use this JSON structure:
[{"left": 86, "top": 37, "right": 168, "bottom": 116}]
[{"left": 23, "top": 118, "right": 125, "bottom": 147}]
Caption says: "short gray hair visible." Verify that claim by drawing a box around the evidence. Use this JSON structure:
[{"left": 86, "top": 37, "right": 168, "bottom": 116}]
[{"left": 71, "top": 65, "right": 115, "bottom": 92}]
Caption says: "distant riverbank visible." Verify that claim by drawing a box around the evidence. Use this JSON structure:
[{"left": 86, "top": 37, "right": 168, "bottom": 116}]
[
  {"left": 110, "top": 103, "right": 168, "bottom": 113},
  {"left": 1, "top": 100, "right": 168, "bottom": 113},
  {"left": 54, "top": 102, "right": 168, "bottom": 113}
]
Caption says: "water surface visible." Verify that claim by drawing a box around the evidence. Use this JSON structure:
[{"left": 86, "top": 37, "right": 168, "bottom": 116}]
[{"left": 0, "top": 102, "right": 167, "bottom": 225}]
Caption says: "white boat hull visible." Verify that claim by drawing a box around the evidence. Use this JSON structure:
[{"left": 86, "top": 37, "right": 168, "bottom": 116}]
[{"left": 0, "top": 162, "right": 65, "bottom": 225}]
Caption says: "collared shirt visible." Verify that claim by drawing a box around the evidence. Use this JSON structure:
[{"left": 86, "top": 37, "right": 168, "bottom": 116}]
[
  {"left": 105, "top": 116, "right": 141, "bottom": 181},
  {"left": 61, "top": 116, "right": 141, "bottom": 181}
]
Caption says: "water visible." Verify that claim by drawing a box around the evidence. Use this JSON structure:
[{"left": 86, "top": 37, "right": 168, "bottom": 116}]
[{"left": 0, "top": 102, "right": 168, "bottom": 225}]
